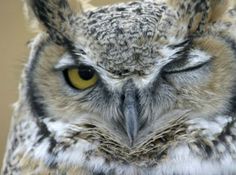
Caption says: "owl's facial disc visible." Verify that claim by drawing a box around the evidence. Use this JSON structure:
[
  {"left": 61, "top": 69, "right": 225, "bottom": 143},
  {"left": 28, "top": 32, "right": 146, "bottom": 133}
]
[{"left": 15, "top": 0, "right": 236, "bottom": 172}]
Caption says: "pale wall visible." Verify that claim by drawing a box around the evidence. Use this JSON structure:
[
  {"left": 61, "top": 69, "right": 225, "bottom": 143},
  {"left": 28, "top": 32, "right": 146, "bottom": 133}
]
[{"left": 0, "top": 0, "right": 130, "bottom": 168}]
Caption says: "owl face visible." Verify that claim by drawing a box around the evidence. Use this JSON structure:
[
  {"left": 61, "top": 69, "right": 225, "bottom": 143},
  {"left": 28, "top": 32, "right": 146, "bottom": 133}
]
[{"left": 22, "top": 0, "right": 236, "bottom": 171}]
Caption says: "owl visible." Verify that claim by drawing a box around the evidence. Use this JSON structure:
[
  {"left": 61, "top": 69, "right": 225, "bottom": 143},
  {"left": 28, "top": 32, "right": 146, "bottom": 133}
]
[{"left": 2, "top": 0, "right": 236, "bottom": 174}]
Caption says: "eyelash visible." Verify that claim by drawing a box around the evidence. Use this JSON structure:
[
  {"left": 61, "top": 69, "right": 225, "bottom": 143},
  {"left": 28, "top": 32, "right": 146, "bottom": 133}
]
[{"left": 163, "top": 61, "right": 209, "bottom": 74}]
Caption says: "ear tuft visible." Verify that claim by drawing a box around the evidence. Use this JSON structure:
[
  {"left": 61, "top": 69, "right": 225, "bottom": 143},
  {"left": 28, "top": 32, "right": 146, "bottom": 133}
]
[
  {"left": 23, "top": 0, "right": 42, "bottom": 32},
  {"left": 167, "top": 0, "right": 229, "bottom": 33},
  {"left": 208, "top": 0, "right": 230, "bottom": 22},
  {"left": 22, "top": 0, "right": 82, "bottom": 40},
  {"left": 24, "top": 0, "right": 72, "bottom": 30}
]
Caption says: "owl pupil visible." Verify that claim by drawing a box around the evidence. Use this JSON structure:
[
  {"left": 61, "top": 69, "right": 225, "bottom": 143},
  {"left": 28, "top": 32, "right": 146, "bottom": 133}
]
[{"left": 78, "top": 66, "right": 95, "bottom": 80}]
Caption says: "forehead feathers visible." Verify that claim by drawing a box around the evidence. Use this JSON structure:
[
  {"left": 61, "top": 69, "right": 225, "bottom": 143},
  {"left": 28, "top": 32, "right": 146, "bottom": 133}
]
[
  {"left": 72, "top": 0, "right": 229, "bottom": 76},
  {"left": 24, "top": 0, "right": 230, "bottom": 76},
  {"left": 77, "top": 1, "right": 169, "bottom": 76},
  {"left": 81, "top": 2, "right": 166, "bottom": 74}
]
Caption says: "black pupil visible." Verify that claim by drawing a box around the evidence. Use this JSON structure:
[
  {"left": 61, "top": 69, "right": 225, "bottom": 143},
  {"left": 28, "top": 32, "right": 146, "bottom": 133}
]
[{"left": 78, "top": 66, "right": 95, "bottom": 80}]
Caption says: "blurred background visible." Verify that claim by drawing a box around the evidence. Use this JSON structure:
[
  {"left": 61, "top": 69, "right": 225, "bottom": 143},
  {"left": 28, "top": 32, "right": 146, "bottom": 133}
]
[{"left": 0, "top": 0, "right": 129, "bottom": 168}]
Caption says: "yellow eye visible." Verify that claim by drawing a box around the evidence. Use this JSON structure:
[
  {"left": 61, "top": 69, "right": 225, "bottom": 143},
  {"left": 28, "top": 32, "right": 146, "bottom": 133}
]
[{"left": 65, "top": 66, "right": 98, "bottom": 90}]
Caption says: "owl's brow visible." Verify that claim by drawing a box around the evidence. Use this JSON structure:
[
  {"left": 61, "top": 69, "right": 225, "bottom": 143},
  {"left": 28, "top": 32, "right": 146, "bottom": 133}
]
[
  {"left": 167, "top": 39, "right": 192, "bottom": 61},
  {"left": 61, "top": 37, "right": 83, "bottom": 56},
  {"left": 54, "top": 52, "right": 95, "bottom": 71},
  {"left": 168, "top": 39, "right": 191, "bottom": 49},
  {"left": 54, "top": 53, "right": 76, "bottom": 70},
  {"left": 54, "top": 38, "right": 96, "bottom": 70}
]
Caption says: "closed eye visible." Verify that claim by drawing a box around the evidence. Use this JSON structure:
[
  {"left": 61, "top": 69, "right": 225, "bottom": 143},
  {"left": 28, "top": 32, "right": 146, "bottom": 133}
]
[
  {"left": 163, "top": 61, "right": 210, "bottom": 74},
  {"left": 162, "top": 49, "right": 211, "bottom": 74}
]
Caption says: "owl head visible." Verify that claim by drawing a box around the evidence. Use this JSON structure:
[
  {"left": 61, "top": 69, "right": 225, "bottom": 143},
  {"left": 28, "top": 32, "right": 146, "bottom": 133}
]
[{"left": 20, "top": 0, "right": 236, "bottom": 173}]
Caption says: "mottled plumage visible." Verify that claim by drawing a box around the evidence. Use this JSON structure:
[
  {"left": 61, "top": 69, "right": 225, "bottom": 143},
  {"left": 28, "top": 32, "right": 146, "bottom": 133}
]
[{"left": 2, "top": 0, "right": 236, "bottom": 174}]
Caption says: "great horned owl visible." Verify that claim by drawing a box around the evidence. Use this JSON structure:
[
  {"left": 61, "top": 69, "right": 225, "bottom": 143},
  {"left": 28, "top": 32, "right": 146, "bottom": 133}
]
[{"left": 2, "top": 0, "right": 236, "bottom": 174}]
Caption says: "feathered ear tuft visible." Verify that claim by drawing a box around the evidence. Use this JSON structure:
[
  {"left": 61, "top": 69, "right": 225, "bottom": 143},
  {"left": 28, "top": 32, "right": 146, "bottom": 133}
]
[
  {"left": 208, "top": 0, "right": 230, "bottom": 22},
  {"left": 23, "top": 0, "right": 72, "bottom": 31},
  {"left": 22, "top": 0, "right": 82, "bottom": 42},
  {"left": 167, "top": 0, "right": 229, "bottom": 33},
  {"left": 23, "top": 0, "right": 41, "bottom": 32}
]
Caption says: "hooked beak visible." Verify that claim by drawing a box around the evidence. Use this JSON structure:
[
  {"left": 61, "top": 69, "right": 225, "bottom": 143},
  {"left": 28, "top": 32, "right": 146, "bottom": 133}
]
[{"left": 122, "top": 81, "right": 139, "bottom": 146}]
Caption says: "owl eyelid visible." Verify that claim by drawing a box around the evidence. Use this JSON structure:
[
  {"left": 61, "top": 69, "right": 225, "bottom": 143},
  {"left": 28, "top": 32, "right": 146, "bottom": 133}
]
[
  {"left": 54, "top": 54, "right": 77, "bottom": 71},
  {"left": 54, "top": 53, "right": 95, "bottom": 72},
  {"left": 55, "top": 64, "right": 95, "bottom": 72},
  {"left": 163, "top": 61, "right": 210, "bottom": 74},
  {"left": 163, "top": 49, "right": 212, "bottom": 74}
]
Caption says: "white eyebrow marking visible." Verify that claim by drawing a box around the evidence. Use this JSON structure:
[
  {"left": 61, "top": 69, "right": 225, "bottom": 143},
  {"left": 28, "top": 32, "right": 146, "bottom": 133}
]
[
  {"left": 188, "top": 49, "right": 211, "bottom": 66},
  {"left": 54, "top": 53, "right": 76, "bottom": 70}
]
